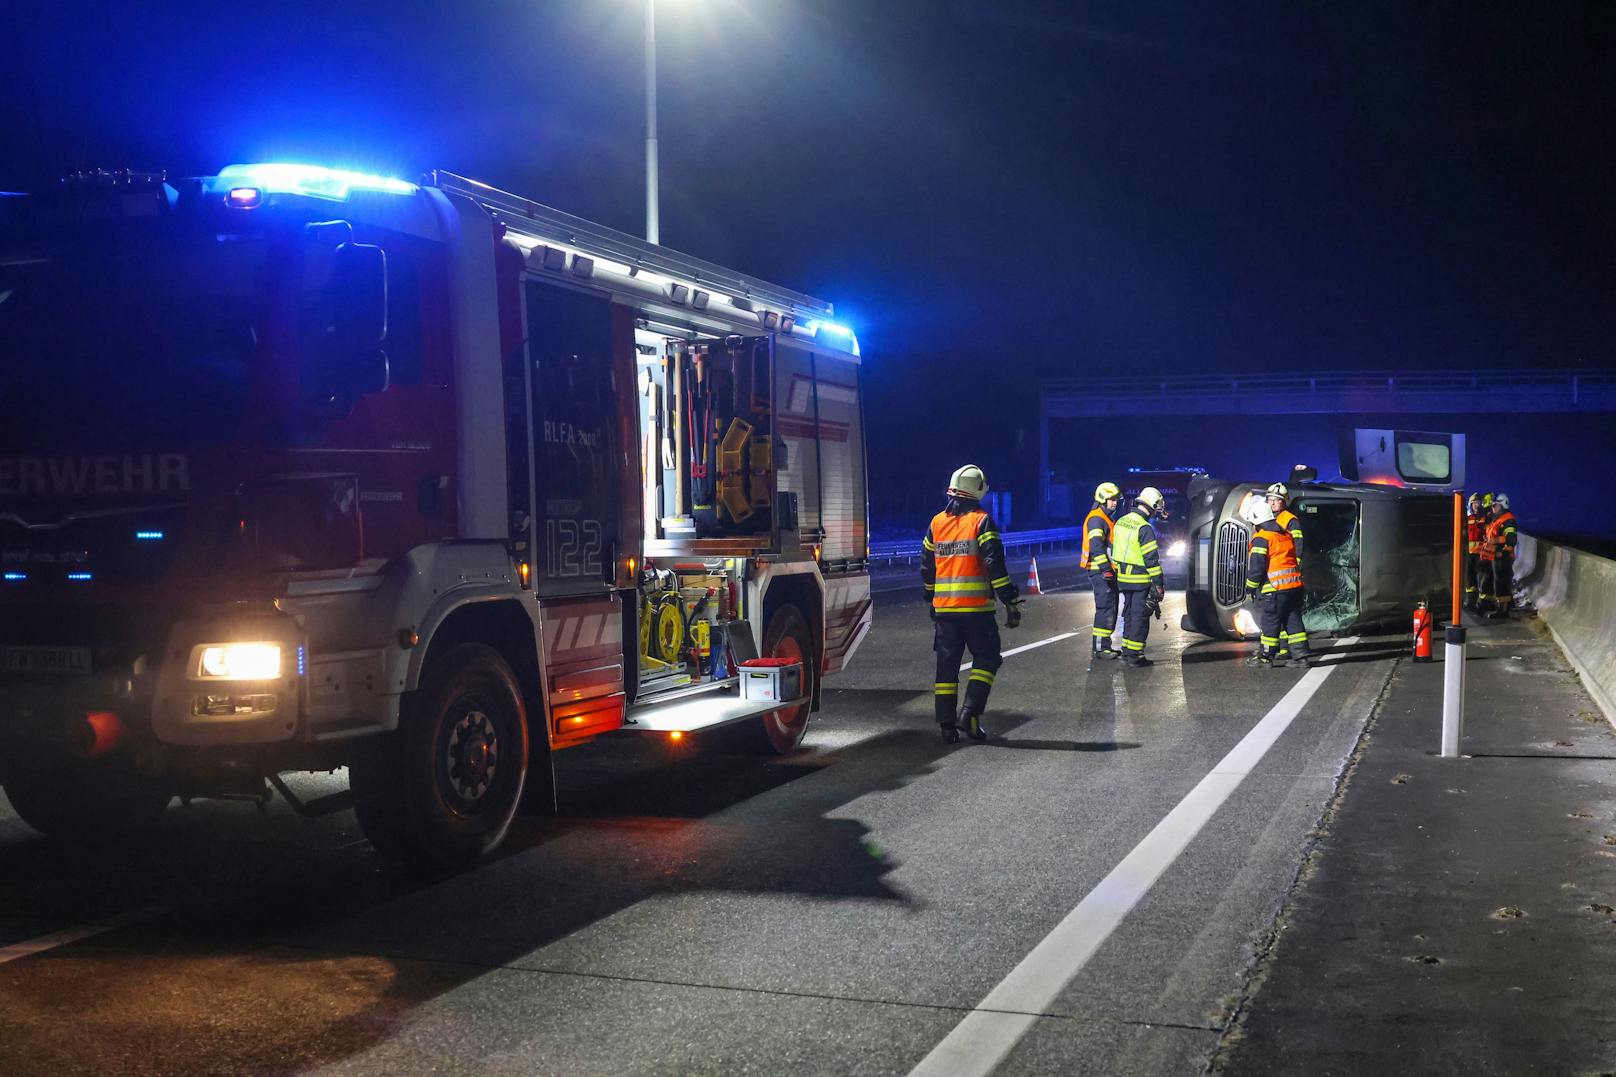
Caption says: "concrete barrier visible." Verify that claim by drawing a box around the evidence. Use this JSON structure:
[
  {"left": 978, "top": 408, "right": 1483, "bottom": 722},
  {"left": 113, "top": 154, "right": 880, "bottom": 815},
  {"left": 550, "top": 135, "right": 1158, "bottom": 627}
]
[{"left": 1515, "top": 533, "right": 1616, "bottom": 725}]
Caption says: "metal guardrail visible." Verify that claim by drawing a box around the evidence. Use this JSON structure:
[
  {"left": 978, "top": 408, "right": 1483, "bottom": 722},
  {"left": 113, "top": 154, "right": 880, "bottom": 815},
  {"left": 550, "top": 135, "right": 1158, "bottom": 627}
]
[
  {"left": 870, "top": 527, "right": 1081, "bottom": 564},
  {"left": 1042, "top": 368, "right": 1616, "bottom": 399}
]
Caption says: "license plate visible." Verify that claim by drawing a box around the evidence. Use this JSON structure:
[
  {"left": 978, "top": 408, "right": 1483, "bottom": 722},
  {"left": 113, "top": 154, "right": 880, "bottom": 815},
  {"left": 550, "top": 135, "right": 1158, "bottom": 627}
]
[{"left": 0, "top": 646, "right": 92, "bottom": 676}]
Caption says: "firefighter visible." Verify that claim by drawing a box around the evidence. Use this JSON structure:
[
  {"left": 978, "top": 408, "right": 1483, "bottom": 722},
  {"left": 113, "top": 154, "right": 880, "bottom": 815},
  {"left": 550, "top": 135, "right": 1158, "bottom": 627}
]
[
  {"left": 1464, "top": 492, "right": 1485, "bottom": 611},
  {"left": 1265, "top": 483, "right": 1304, "bottom": 657},
  {"left": 1083, "top": 481, "right": 1122, "bottom": 662},
  {"left": 1110, "top": 487, "right": 1167, "bottom": 667},
  {"left": 1243, "top": 501, "right": 1312, "bottom": 668},
  {"left": 1474, "top": 492, "right": 1497, "bottom": 613},
  {"left": 1485, "top": 492, "right": 1519, "bottom": 618},
  {"left": 921, "top": 464, "right": 1023, "bottom": 743}
]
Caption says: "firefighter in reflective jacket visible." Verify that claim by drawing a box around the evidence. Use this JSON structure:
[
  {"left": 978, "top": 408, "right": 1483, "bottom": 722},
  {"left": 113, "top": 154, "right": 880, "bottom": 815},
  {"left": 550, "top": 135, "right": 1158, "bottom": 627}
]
[
  {"left": 1464, "top": 492, "right": 1485, "bottom": 611},
  {"left": 921, "top": 464, "right": 1023, "bottom": 743},
  {"left": 1243, "top": 501, "right": 1313, "bottom": 668},
  {"left": 1083, "top": 481, "right": 1122, "bottom": 661},
  {"left": 1265, "top": 483, "right": 1304, "bottom": 656},
  {"left": 1475, "top": 491, "right": 1499, "bottom": 612},
  {"left": 1484, "top": 492, "right": 1519, "bottom": 617},
  {"left": 1110, "top": 487, "right": 1167, "bottom": 667}
]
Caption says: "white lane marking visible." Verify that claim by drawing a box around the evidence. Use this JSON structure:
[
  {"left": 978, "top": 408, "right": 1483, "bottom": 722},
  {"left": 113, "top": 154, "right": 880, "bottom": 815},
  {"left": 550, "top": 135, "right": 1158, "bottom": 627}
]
[
  {"left": 912, "top": 638, "right": 1360, "bottom": 1077},
  {"left": 959, "top": 631, "right": 1081, "bottom": 672},
  {"left": 0, "top": 907, "right": 165, "bottom": 966}
]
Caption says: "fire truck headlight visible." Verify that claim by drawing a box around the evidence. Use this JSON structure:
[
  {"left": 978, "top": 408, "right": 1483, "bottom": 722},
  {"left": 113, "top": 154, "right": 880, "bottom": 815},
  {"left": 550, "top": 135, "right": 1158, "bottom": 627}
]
[
  {"left": 196, "top": 643, "right": 282, "bottom": 681},
  {"left": 1232, "top": 608, "right": 1260, "bottom": 639},
  {"left": 1166, "top": 540, "right": 1186, "bottom": 558}
]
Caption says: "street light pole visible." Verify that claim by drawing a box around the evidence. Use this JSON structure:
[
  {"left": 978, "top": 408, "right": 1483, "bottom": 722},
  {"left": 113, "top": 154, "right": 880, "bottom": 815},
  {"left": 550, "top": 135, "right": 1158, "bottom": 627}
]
[{"left": 644, "top": 0, "right": 659, "bottom": 244}]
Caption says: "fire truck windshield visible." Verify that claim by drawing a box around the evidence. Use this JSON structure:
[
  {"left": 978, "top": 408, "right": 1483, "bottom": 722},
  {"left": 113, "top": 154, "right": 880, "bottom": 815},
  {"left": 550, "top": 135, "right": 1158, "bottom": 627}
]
[{"left": 0, "top": 224, "right": 271, "bottom": 452}]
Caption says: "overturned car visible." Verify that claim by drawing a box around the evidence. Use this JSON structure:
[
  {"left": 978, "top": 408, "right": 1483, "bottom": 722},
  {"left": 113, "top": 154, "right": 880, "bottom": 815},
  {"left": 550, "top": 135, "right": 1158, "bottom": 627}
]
[{"left": 1181, "top": 471, "right": 1456, "bottom": 640}]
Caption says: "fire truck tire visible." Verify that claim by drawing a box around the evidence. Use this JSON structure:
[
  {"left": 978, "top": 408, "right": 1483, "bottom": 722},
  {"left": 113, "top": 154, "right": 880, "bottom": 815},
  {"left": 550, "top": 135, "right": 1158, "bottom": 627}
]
[
  {"left": 2, "top": 761, "right": 170, "bottom": 842},
  {"left": 727, "top": 603, "right": 814, "bottom": 754},
  {"left": 351, "top": 643, "right": 529, "bottom": 871}
]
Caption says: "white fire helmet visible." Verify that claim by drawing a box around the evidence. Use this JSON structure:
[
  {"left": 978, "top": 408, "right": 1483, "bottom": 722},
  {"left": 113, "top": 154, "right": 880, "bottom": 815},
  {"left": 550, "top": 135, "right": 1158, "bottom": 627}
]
[
  {"left": 1244, "top": 498, "right": 1276, "bottom": 526},
  {"left": 1137, "top": 487, "right": 1166, "bottom": 514},
  {"left": 948, "top": 464, "right": 988, "bottom": 500},
  {"left": 1266, "top": 482, "right": 1288, "bottom": 501},
  {"left": 1494, "top": 492, "right": 1510, "bottom": 511}
]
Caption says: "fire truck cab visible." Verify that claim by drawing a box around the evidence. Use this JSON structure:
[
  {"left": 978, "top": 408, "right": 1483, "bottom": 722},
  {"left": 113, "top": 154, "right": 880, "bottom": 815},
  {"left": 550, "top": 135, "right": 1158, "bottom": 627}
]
[{"left": 0, "top": 164, "right": 872, "bottom": 868}]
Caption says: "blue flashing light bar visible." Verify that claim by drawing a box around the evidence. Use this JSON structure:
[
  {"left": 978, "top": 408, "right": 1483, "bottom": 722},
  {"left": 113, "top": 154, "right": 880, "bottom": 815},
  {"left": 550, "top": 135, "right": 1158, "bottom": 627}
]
[
  {"left": 297, "top": 645, "right": 307, "bottom": 677},
  {"left": 805, "top": 319, "right": 861, "bottom": 357},
  {"left": 66, "top": 572, "right": 93, "bottom": 581},
  {"left": 217, "top": 163, "right": 417, "bottom": 201},
  {"left": 135, "top": 530, "right": 166, "bottom": 541},
  {"left": 3, "top": 572, "right": 26, "bottom": 582}
]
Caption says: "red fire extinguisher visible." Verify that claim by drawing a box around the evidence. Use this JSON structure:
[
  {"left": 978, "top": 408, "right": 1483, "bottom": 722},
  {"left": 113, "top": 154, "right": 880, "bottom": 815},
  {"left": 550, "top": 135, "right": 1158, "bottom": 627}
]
[{"left": 1412, "top": 601, "right": 1434, "bottom": 663}]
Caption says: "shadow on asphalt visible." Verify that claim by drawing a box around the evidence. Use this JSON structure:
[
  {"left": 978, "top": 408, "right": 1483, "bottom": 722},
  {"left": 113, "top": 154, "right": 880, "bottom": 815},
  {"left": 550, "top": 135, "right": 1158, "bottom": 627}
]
[
  {"left": 986, "top": 739, "right": 1143, "bottom": 752},
  {"left": 0, "top": 722, "right": 965, "bottom": 1074}
]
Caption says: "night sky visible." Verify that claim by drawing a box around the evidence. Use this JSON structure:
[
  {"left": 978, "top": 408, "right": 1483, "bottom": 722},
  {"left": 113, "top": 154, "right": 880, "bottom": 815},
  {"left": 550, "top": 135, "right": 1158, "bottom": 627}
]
[{"left": 4, "top": 2, "right": 1614, "bottom": 536}]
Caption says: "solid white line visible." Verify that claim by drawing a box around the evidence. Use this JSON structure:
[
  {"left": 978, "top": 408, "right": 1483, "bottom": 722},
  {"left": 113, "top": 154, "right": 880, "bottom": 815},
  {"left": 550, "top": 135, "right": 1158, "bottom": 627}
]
[
  {"left": 912, "top": 638, "right": 1359, "bottom": 1077},
  {"left": 960, "top": 631, "right": 1081, "bottom": 672},
  {"left": 0, "top": 907, "right": 165, "bottom": 966}
]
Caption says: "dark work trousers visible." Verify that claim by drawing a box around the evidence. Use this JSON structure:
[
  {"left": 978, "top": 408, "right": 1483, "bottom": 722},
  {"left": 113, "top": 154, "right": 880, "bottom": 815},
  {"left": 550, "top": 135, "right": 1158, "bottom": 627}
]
[
  {"left": 1261, "top": 588, "right": 1310, "bottom": 656},
  {"left": 1089, "top": 570, "right": 1119, "bottom": 642},
  {"left": 1465, "top": 553, "right": 1482, "bottom": 605},
  {"left": 1119, "top": 586, "right": 1151, "bottom": 655},
  {"left": 933, "top": 612, "right": 1003, "bottom": 725},
  {"left": 1491, "top": 557, "right": 1515, "bottom": 613}
]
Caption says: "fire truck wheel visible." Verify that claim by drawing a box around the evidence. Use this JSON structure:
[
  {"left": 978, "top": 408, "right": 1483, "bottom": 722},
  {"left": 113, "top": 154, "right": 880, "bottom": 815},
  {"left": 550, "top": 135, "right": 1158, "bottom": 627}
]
[
  {"left": 351, "top": 643, "right": 529, "bottom": 871},
  {"left": 729, "top": 603, "right": 815, "bottom": 754},
  {"left": 2, "top": 761, "right": 170, "bottom": 842}
]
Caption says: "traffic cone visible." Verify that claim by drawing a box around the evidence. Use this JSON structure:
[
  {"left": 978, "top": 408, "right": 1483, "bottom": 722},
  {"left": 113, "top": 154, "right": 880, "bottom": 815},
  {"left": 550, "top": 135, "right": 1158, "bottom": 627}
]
[{"left": 1025, "top": 557, "right": 1043, "bottom": 595}]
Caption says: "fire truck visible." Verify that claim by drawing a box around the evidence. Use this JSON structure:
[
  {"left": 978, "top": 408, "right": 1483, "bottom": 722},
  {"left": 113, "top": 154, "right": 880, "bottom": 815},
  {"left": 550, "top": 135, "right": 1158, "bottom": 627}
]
[{"left": 0, "top": 163, "right": 872, "bottom": 868}]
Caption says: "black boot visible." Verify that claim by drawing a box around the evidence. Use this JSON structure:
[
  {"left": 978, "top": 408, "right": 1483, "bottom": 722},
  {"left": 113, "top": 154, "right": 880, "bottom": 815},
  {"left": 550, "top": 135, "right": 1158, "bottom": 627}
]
[
  {"left": 960, "top": 705, "right": 989, "bottom": 742},
  {"left": 940, "top": 723, "right": 961, "bottom": 745},
  {"left": 1246, "top": 647, "right": 1274, "bottom": 668},
  {"left": 1288, "top": 652, "right": 1315, "bottom": 668},
  {"left": 1120, "top": 652, "right": 1153, "bottom": 668},
  {"left": 1091, "top": 637, "right": 1118, "bottom": 661}
]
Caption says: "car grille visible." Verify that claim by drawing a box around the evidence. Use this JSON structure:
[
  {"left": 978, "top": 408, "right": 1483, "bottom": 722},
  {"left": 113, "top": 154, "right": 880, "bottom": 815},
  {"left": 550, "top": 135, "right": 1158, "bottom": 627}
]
[{"left": 1215, "top": 520, "right": 1249, "bottom": 605}]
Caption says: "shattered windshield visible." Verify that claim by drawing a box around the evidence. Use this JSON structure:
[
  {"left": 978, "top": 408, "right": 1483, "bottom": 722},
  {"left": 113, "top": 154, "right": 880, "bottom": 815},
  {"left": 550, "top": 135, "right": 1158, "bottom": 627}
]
[{"left": 0, "top": 221, "right": 271, "bottom": 451}]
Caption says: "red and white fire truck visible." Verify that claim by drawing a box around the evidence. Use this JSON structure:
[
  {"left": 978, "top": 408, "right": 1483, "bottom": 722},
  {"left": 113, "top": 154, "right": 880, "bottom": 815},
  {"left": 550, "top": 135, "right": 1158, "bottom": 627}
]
[{"left": 0, "top": 163, "right": 872, "bottom": 867}]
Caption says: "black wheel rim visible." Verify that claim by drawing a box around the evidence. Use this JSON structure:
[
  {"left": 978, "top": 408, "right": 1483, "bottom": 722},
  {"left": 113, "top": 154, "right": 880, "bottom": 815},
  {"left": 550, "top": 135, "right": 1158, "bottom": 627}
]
[{"left": 440, "top": 699, "right": 501, "bottom": 815}]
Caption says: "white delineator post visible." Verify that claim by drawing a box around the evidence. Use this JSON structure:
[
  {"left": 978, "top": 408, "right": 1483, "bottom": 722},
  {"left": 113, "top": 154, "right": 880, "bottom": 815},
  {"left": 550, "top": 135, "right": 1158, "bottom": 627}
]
[{"left": 1441, "top": 491, "right": 1466, "bottom": 757}]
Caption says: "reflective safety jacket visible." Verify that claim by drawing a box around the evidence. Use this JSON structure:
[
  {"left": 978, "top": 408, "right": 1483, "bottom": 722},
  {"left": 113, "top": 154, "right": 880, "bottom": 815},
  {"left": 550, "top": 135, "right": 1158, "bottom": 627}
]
[
  {"left": 921, "top": 505, "right": 1019, "bottom": 614},
  {"left": 1274, "top": 507, "right": 1304, "bottom": 563},
  {"left": 1109, "top": 510, "right": 1162, "bottom": 590},
  {"left": 1482, "top": 510, "right": 1518, "bottom": 562},
  {"left": 1466, "top": 513, "right": 1483, "bottom": 555},
  {"left": 1081, "top": 506, "right": 1115, "bottom": 571},
  {"left": 1247, "top": 522, "right": 1303, "bottom": 594}
]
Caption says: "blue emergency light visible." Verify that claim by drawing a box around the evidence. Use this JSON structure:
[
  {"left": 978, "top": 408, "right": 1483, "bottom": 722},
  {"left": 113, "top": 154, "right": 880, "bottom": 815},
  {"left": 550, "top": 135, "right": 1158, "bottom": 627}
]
[{"left": 216, "top": 163, "right": 416, "bottom": 201}]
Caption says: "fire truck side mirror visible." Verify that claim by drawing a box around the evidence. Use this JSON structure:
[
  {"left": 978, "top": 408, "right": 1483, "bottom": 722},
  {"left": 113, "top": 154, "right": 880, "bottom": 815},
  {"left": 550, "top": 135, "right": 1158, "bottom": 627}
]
[{"left": 329, "top": 242, "right": 391, "bottom": 398}]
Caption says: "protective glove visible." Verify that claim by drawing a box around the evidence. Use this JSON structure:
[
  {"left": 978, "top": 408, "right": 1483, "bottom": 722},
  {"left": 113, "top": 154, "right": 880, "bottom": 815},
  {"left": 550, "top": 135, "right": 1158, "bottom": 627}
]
[
  {"left": 1150, "top": 581, "right": 1166, "bottom": 602},
  {"left": 1004, "top": 598, "right": 1024, "bottom": 629},
  {"left": 1103, "top": 568, "right": 1116, "bottom": 583}
]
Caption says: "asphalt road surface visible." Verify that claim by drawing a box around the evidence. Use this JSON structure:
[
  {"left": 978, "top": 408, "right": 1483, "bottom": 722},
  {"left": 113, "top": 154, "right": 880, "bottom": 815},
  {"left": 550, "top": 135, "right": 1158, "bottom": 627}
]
[{"left": 0, "top": 564, "right": 1404, "bottom": 1076}]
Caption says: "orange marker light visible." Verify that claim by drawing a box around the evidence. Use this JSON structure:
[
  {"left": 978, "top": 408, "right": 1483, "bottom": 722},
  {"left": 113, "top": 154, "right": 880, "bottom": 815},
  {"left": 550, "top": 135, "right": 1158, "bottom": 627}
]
[{"left": 669, "top": 731, "right": 684, "bottom": 742}]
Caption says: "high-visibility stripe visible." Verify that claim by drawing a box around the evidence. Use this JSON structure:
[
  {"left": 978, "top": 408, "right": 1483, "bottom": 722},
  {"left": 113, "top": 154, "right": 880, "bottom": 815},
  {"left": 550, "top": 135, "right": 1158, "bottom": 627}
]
[
  {"left": 979, "top": 531, "right": 1000, "bottom": 543},
  {"left": 1260, "top": 635, "right": 1278, "bottom": 646},
  {"left": 1092, "top": 626, "right": 1113, "bottom": 637},
  {"left": 935, "top": 683, "right": 959, "bottom": 694},
  {"left": 990, "top": 576, "right": 1011, "bottom": 588},
  {"left": 936, "top": 581, "right": 992, "bottom": 594},
  {"left": 968, "top": 669, "right": 996, "bottom": 684},
  {"left": 1120, "top": 638, "right": 1144, "bottom": 651},
  {"left": 923, "top": 583, "right": 936, "bottom": 592},
  {"left": 923, "top": 537, "right": 935, "bottom": 551}
]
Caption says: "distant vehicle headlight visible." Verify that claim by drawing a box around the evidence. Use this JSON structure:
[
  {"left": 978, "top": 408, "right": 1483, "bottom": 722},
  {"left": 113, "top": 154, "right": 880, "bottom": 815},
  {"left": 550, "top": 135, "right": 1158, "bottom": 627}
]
[
  {"left": 196, "top": 643, "right": 282, "bottom": 680},
  {"left": 1233, "top": 608, "right": 1260, "bottom": 639},
  {"left": 1166, "top": 540, "right": 1187, "bottom": 558}
]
